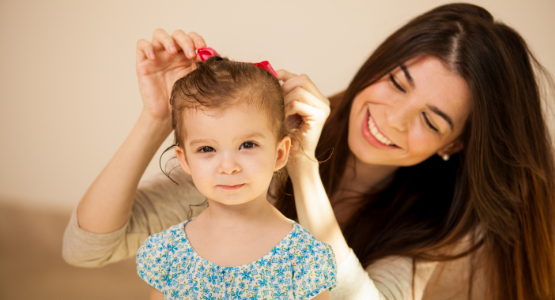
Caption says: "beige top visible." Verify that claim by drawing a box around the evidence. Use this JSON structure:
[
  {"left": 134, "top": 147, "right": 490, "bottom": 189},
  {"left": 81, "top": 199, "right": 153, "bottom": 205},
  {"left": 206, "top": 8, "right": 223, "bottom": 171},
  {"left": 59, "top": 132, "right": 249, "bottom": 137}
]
[{"left": 62, "top": 165, "right": 483, "bottom": 299}]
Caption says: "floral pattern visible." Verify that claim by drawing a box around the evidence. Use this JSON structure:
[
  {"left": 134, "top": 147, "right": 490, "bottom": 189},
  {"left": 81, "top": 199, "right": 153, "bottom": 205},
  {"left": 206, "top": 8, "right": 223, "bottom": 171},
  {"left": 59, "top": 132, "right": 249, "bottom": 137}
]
[{"left": 137, "top": 218, "right": 337, "bottom": 299}]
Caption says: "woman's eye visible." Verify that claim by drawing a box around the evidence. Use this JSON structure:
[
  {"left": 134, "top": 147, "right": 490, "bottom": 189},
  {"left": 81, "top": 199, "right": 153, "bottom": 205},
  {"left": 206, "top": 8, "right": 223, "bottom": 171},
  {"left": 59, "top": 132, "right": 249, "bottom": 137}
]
[
  {"left": 198, "top": 146, "right": 215, "bottom": 153},
  {"left": 422, "top": 112, "right": 439, "bottom": 132},
  {"left": 240, "top": 142, "right": 257, "bottom": 149},
  {"left": 389, "top": 74, "right": 406, "bottom": 93}
]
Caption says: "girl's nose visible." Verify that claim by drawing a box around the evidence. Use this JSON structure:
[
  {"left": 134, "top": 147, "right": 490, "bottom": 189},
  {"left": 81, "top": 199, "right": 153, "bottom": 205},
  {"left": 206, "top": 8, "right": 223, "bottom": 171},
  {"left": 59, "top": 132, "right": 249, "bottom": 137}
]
[{"left": 218, "top": 154, "right": 241, "bottom": 175}]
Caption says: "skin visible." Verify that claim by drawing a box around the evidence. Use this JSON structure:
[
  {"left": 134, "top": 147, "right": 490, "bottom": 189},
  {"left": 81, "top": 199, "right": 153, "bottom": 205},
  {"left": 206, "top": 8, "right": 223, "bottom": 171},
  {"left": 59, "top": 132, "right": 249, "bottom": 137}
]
[
  {"left": 277, "top": 55, "right": 472, "bottom": 264},
  {"left": 150, "top": 104, "right": 329, "bottom": 299},
  {"left": 75, "top": 29, "right": 469, "bottom": 299},
  {"left": 334, "top": 55, "right": 472, "bottom": 221}
]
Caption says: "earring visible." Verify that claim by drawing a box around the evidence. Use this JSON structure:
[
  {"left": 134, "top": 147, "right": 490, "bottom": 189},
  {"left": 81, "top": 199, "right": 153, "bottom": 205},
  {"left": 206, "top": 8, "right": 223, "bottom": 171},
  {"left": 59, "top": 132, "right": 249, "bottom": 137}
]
[{"left": 442, "top": 154, "right": 450, "bottom": 161}]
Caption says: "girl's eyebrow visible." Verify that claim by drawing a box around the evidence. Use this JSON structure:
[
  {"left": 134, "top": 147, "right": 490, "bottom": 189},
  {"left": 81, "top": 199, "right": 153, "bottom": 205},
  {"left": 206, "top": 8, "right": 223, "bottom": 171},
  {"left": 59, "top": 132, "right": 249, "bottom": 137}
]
[
  {"left": 189, "top": 138, "right": 218, "bottom": 146},
  {"left": 189, "top": 133, "right": 266, "bottom": 146},
  {"left": 234, "top": 132, "right": 266, "bottom": 141}
]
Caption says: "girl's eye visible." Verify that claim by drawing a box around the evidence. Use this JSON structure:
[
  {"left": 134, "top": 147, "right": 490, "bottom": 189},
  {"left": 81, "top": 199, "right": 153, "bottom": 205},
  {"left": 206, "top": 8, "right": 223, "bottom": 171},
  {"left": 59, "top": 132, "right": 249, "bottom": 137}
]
[
  {"left": 198, "top": 146, "right": 215, "bottom": 153},
  {"left": 422, "top": 112, "right": 439, "bottom": 132},
  {"left": 389, "top": 74, "right": 406, "bottom": 93},
  {"left": 240, "top": 142, "right": 257, "bottom": 149}
]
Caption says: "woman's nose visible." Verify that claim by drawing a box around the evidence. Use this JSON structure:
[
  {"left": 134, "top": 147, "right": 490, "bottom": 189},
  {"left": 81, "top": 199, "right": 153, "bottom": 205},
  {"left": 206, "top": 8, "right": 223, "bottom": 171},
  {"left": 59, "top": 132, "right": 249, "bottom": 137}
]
[
  {"left": 218, "top": 154, "right": 241, "bottom": 175},
  {"left": 385, "top": 99, "right": 412, "bottom": 132}
]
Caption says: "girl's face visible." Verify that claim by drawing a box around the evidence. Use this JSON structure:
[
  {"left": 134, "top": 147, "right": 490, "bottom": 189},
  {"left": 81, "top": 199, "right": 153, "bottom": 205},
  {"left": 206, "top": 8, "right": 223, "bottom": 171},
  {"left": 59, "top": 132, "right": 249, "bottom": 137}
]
[
  {"left": 348, "top": 55, "right": 472, "bottom": 167},
  {"left": 175, "top": 103, "right": 290, "bottom": 206}
]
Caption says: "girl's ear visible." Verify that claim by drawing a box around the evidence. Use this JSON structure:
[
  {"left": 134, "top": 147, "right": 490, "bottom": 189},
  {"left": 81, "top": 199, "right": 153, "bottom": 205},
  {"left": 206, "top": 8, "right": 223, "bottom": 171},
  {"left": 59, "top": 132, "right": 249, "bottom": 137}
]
[
  {"left": 175, "top": 146, "right": 192, "bottom": 175},
  {"left": 274, "top": 136, "right": 291, "bottom": 171},
  {"left": 437, "top": 139, "right": 464, "bottom": 157}
]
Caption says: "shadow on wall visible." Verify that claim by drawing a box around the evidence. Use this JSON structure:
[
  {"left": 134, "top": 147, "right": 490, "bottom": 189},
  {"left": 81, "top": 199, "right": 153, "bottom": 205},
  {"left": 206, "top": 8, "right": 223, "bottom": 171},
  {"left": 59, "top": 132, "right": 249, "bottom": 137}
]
[{"left": 0, "top": 202, "right": 150, "bottom": 300}]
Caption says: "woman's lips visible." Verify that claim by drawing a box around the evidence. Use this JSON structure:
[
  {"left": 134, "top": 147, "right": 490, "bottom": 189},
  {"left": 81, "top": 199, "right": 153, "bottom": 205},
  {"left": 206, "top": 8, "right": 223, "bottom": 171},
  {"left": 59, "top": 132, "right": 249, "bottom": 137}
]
[
  {"left": 218, "top": 184, "right": 245, "bottom": 190},
  {"left": 361, "top": 109, "right": 399, "bottom": 149}
]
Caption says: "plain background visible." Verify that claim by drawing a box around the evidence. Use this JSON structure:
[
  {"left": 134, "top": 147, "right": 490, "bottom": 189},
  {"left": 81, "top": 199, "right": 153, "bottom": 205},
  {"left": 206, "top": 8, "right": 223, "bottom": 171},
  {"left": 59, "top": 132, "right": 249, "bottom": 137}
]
[
  {"left": 1, "top": 0, "right": 554, "bottom": 212},
  {"left": 0, "top": 1, "right": 553, "bottom": 299}
]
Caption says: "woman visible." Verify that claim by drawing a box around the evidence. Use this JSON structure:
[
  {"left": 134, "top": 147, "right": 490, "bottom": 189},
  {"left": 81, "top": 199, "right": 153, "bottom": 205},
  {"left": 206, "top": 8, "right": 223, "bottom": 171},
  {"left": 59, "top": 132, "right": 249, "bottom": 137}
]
[{"left": 63, "top": 3, "right": 555, "bottom": 299}]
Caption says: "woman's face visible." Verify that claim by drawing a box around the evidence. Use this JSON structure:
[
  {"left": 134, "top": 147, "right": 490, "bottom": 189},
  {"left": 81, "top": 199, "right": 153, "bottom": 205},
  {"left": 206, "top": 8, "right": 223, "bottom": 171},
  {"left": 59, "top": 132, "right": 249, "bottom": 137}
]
[{"left": 348, "top": 55, "right": 472, "bottom": 167}]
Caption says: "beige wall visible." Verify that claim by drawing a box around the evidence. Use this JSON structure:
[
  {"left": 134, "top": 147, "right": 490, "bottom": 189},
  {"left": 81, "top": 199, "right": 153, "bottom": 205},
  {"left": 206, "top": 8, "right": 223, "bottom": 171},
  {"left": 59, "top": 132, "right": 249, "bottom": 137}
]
[{"left": 1, "top": 0, "right": 554, "bottom": 211}]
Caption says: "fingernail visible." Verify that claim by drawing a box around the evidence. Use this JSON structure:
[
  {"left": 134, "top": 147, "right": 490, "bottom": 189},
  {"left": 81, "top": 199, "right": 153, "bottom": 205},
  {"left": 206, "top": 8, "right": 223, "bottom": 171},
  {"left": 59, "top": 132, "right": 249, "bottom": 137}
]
[
  {"left": 169, "top": 44, "right": 176, "bottom": 52},
  {"left": 149, "top": 51, "right": 155, "bottom": 59},
  {"left": 188, "top": 49, "right": 195, "bottom": 58}
]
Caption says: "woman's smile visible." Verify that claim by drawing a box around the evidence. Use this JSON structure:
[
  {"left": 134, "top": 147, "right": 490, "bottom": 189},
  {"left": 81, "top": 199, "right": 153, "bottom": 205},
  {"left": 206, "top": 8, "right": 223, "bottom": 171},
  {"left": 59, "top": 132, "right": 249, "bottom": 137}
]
[{"left": 361, "top": 109, "right": 399, "bottom": 149}]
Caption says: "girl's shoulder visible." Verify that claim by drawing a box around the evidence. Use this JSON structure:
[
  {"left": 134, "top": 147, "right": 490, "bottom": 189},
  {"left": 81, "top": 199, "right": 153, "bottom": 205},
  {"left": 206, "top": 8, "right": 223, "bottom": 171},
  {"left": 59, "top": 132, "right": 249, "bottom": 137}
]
[
  {"left": 148, "top": 219, "right": 190, "bottom": 243},
  {"left": 136, "top": 219, "right": 193, "bottom": 291},
  {"left": 136, "top": 219, "right": 191, "bottom": 259},
  {"left": 286, "top": 220, "right": 336, "bottom": 264}
]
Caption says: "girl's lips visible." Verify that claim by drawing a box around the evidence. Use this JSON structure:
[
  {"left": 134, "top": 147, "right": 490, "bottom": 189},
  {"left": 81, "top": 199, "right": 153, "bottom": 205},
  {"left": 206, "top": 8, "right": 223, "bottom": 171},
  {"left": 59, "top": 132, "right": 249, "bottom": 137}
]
[
  {"left": 361, "top": 109, "right": 399, "bottom": 150},
  {"left": 218, "top": 184, "right": 245, "bottom": 190}
]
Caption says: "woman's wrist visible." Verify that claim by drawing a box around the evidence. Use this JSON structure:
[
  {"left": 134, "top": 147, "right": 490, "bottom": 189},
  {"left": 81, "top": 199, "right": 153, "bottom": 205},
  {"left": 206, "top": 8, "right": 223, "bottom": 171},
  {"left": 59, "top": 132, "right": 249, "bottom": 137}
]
[
  {"left": 287, "top": 154, "right": 320, "bottom": 183},
  {"left": 137, "top": 109, "right": 173, "bottom": 141}
]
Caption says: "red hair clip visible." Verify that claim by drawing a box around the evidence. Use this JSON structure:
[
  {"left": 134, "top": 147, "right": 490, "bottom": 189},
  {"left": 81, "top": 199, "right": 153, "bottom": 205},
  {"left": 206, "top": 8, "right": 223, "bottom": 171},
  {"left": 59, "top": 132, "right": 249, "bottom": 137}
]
[{"left": 197, "top": 47, "right": 278, "bottom": 78}]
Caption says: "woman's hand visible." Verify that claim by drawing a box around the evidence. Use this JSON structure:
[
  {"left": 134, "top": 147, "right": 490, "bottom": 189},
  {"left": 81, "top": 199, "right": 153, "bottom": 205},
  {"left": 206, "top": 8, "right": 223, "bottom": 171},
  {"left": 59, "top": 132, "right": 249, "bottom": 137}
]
[
  {"left": 277, "top": 70, "right": 331, "bottom": 176},
  {"left": 136, "top": 29, "right": 206, "bottom": 121}
]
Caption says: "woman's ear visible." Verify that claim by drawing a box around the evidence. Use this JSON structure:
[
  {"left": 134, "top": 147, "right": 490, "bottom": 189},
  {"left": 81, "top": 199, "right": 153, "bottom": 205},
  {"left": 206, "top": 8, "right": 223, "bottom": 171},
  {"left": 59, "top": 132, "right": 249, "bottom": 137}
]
[
  {"left": 274, "top": 136, "right": 291, "bottom": 171},
  {"left": 437, "top": 140, "right": 464, "bottom": 157},
  {"left": 175, "top": 146, "right": 192, "bottom": 175}
]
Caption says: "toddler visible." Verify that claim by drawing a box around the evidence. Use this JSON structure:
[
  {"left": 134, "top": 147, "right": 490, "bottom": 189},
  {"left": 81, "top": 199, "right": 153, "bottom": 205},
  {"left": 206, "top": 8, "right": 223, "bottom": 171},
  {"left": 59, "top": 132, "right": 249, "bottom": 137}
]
[{"left": 136, "top": 48, "right": 337, "bottom": 300}]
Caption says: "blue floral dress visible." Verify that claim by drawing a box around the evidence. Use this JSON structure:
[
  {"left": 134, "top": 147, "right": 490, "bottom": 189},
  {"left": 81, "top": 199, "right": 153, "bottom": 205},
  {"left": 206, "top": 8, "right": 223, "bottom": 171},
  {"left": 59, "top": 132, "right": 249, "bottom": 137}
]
[{"left": 136, "top": 218, "right": 337, "bottom": 299}]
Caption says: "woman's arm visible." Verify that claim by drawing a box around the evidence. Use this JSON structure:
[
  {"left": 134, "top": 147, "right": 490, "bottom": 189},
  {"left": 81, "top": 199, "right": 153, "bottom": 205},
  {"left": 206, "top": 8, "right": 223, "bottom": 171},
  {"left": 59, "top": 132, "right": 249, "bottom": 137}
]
[
  {"left": 278, "top": 70, "right": 350, "bottom": 263},
  {"left": 76, "top": 29, "right": 205, "bottom": 234},
  {"left": 62, "top": 30, "right": 209, "bottom": 267},
  {"left": 278, "top": 71, "right": 440, "bottom": 299}
]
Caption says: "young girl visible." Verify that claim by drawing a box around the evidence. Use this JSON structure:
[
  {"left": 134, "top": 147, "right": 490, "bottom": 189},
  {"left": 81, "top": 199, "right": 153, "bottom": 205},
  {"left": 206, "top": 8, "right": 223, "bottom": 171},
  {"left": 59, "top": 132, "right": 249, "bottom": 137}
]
[{"left": 136, "top": 48, "right": 337, "bottom": 300}]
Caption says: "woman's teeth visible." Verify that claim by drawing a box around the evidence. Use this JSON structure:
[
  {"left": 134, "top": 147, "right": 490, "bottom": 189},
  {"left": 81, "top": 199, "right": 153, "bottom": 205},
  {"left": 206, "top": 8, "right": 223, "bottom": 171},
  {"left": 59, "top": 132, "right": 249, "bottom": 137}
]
[{"left": 368, "top": 116, "right": 395, "bottom": 146}]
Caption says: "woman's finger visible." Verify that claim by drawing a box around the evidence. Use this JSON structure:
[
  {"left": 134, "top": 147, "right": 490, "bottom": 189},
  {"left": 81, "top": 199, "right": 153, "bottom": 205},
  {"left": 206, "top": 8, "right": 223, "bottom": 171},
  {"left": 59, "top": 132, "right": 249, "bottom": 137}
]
[
  {"left": 276, "top": 69, "right": 298, "bottom": 82},
  {"left": 171, "top": 30, "right": 196, "bottom": 59},
  {"left": 284, "top": 86, "right": 331, "bottom": 112},
  {"left": 282, "top": 74, "right": 327, "bottom": 104},
  {"left": 188, "top": 32, "right": 207, "bottom": 49},
  {"left": 136, "top": 39, "right": 155, "bottom": 61},
  {"left": 285, "top": 100, "right": 328, "bottom": 127},
  {"left": 152, "top": 28, "right": 178, "bottom": 54}
]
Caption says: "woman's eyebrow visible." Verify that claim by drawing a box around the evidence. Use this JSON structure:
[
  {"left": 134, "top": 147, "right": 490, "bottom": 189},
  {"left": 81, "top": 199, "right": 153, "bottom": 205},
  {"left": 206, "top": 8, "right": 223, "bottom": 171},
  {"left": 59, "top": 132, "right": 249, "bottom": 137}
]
[
  {"left": 400, "top": 65, "right": 414, "bottom": 88},
  {"left": 427, "top": 104, "right": 454, "bottom": 131}
]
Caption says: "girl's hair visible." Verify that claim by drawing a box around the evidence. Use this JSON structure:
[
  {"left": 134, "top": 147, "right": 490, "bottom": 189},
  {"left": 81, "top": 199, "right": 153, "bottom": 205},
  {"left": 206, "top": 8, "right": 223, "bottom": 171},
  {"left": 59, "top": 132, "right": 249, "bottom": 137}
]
[
  {"left": 162, "top": 55, "right": 289, "bottom": 192},
  {"left": 276, "top": 3, "right": 555, "bottom": 299}
]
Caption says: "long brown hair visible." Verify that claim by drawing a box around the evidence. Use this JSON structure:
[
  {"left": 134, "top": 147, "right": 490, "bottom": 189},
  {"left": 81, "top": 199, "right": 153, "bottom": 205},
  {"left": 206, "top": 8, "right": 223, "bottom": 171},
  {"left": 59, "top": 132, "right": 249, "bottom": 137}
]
[{"left": 275, "top": 3, "right": 555, "bottom": 299}]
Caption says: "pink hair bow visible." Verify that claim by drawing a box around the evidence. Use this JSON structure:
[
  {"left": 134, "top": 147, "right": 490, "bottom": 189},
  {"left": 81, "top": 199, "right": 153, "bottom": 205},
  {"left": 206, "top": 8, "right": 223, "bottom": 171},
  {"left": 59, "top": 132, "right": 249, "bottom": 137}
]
[{"left": 197, "top": 47, "right": 278, "bottom": 77}]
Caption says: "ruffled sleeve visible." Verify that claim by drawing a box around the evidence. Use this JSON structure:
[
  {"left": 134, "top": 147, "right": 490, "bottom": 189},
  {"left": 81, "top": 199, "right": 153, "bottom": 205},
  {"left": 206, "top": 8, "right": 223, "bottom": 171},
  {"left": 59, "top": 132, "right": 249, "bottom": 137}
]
[
  {"left": 293, "top": 235, "right": 338, "bottom": 299},
  {"left": 136, "top": 232, "right": 170, "bottom": 292}
]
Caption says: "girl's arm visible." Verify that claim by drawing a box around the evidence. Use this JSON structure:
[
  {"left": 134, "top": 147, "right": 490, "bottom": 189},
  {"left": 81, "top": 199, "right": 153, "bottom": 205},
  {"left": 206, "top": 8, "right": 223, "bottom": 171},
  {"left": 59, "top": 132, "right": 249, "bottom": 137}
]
[
  {"left": 150, "top": 288, "right": 164, "bottom": 300},
  {"left": 76, "top": 29, "right": 206, "bottom": 234},
  {"left": 312, "top": 290, "right": 330, "bottom": 300}
]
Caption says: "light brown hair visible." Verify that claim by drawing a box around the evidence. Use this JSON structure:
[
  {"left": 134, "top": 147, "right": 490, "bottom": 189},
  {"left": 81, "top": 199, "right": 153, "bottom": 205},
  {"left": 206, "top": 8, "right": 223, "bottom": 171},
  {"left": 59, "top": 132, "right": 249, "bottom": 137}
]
[{"left": 162, "top": 55, "right": 290, "bottom": 195}]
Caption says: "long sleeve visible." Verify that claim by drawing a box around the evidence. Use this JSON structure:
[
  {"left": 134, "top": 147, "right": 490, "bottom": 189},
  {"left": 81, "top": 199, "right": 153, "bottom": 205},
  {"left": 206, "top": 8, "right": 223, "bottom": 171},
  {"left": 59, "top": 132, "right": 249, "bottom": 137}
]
[
  {"left": 62, "top": 164, "right": 206, "bottom": 267},
  {"left": 331, "top": 249, "right": 438, "bottom": 300}
]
